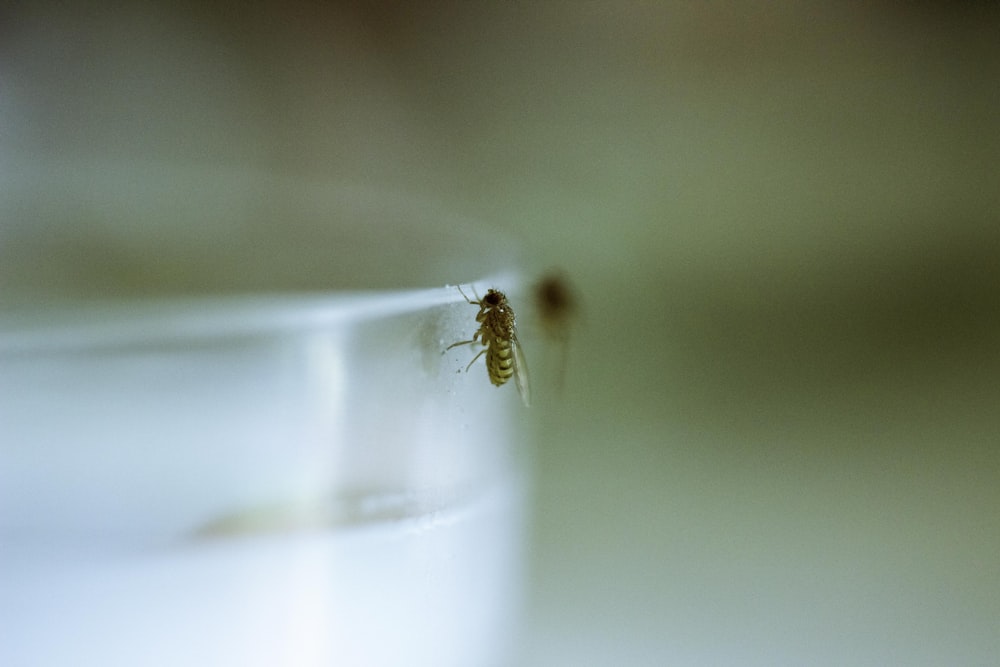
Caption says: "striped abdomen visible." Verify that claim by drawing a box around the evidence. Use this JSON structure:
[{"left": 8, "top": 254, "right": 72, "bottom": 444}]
[{"left": 485, "top": 337, "right": 515, "bottom": 387}]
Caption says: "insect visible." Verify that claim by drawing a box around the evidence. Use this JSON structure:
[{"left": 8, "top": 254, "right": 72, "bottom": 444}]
[{"left": 445, "top": 285, "right": 530, "bottom": 406}]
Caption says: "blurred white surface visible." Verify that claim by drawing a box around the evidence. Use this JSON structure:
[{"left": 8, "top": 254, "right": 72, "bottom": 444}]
[
  {"left": 5, "top": 485, "right": 520, "bottom": 666},
  {"left": 0, "top": 289, "right": 529, "bottom": 667}
]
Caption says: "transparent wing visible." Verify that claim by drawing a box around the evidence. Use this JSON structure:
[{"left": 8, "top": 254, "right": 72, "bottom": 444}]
[{"left": 511, "top": 334, "right": 530, "bottom": 407}]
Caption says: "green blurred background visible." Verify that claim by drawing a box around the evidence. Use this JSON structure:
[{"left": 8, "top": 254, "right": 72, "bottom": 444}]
[{"left": 3, "top": 2, "right": 998, "bottom": 664}]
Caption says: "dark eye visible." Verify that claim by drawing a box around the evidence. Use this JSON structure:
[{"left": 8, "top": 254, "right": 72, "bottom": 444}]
[{"left": 485, "top": 292, "right": 501, "bottom": 305}]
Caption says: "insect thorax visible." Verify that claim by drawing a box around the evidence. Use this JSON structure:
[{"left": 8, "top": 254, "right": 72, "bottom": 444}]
[{"left": 482, "top": 310, "right": 514, "bottom": 341}]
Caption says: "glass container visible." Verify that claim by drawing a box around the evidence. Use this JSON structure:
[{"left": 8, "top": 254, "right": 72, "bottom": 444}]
[{"left": 0, "top": 164, "right": 530, "bottom": 667}]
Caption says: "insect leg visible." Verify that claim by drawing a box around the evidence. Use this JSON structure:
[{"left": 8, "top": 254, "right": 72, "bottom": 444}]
[
  {"left": 463, "top": 348, "right": 487, "bottom": 373},
  {"left": 456, "top": 284, "right": 481, "bottom": 305},
  {"left": 445, "top": 338, "right": 477, "bottom": 352}
]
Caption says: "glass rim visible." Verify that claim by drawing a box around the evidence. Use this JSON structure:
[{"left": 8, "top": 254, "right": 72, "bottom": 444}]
[{"left": 0, "top": 271, "right": 521, "bottom": 354}]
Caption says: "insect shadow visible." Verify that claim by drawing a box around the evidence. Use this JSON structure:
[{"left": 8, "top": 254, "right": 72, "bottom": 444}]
[{"left": 533, "top": 270, "right": 581, "bottom": 393}]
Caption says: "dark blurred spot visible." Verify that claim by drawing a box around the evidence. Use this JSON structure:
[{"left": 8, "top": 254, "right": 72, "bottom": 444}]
[{"left": 535, "top": 270, "right": 579, "bottom": 342}]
